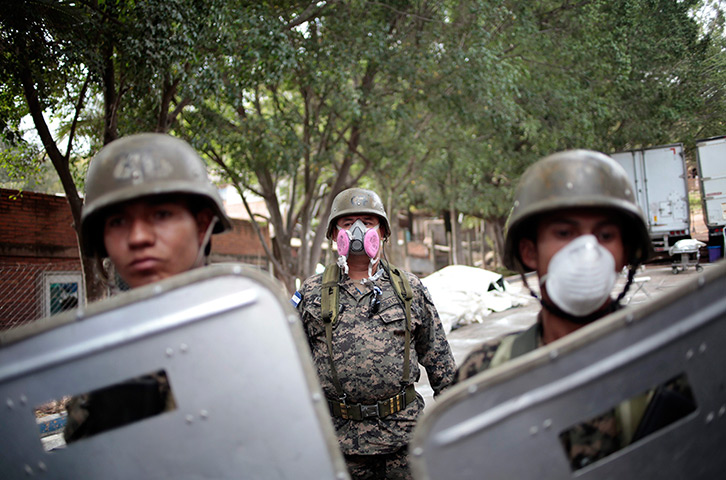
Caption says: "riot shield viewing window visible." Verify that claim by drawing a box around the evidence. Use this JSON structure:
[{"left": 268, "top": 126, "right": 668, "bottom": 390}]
[
  {"left": 35, "top": 369, "right": 177, "bottom": 451},
  {"left": 558, "top": 372, "right": 697, "bottom": 470},
  {"left": 1, "top": 265, "right": 349, "bottom": 480}
]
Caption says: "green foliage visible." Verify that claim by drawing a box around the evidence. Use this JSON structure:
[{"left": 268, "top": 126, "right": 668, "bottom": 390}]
[
  {"left": 2, "top": 0, "right": 726, "bottom": 280},
  {"left": 0, "top": 137, "right": 43, "bottom": 190},
  {"left": 689, "top": 190, "right": 702, "bottom": 210}
]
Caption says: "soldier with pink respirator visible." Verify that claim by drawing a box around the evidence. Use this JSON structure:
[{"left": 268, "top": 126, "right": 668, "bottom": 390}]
[{"left": 293, "top": 188, "right": 456, "bottom": 480}]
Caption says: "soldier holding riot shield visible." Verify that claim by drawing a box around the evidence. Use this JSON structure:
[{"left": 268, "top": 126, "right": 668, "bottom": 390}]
[
  {"left": 63, "top": 133, "right": 232, "bottom": 442},
  {"left": 454, "top": 150, "right": 695, "bottom": 469}
]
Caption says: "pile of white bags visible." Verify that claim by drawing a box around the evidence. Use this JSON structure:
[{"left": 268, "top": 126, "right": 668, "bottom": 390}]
[{"left": 422, "top": 265, "right": 526, "bottom": 334}]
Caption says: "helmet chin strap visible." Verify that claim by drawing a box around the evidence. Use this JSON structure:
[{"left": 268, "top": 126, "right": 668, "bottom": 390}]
[
  {"left": 540, "top": 296, "right": 617, "bottom": 325},
  {"left": 193, "top": 216, "right": 219, "bottom": 269}
]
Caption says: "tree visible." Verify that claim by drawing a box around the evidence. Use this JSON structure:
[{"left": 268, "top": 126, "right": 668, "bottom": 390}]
[
  {"left": 182, "top": 0, "right": 477, "bottom": 290},
  {"left": 3, "top": 0, "right": 725, "bottom": 294},
  {"left": 1, "top": 0, "right": 219, "bottom": 299},
  {"left": 411, "top": 0, "right": 724, "bottom": 270},
  {"left": 1, "top": 0, "right": 104, "bottom": 297}
]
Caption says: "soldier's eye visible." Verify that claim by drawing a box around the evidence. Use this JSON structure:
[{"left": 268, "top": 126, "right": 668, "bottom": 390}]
[{"left": 105, "top": 216, "right": 125, "bottom": 229}]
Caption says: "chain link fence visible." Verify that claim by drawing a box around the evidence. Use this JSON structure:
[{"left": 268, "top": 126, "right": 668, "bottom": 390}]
[{"left": 0, "top": 260, "right": 84, "bottom": 332}]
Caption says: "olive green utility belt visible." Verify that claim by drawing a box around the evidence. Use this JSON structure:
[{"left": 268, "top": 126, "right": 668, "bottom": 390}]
[{"left": 327, "top": 384, "right": 416, "bottom": 421}]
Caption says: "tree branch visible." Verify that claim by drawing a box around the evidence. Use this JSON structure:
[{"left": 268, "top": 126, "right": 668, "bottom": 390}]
[
  {"left": 64, "top": 74, "right": 90, "bottom": 162},
  {"left": 284, "top": 0, "right": 338, "bottom": 30}
]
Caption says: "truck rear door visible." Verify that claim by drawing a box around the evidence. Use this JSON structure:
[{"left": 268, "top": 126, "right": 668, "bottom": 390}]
[
  {"left": 611, "top": 150, "right": 649, "bottom": 220},
  {"left": 642, "top": 144, "right": 690, "bottom": 243},
  {"left": 696, "top": 136, "right": 726, "bottom": 229}
]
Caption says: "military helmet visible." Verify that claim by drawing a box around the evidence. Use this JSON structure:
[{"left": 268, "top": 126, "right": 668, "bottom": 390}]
[
  {"left": 81, "top": 133, "right": 232, "bottom": 257},
  {"left": 504, "top": 149, "right": 651, "bottom": 271},
  {"left": 326, "top": 188, "right": 390, "bottom": 239}
]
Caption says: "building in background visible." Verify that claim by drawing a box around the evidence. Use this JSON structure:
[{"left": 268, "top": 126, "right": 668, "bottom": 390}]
[{"left": 0, "top": 188, "right": 270, "bottom": 331}]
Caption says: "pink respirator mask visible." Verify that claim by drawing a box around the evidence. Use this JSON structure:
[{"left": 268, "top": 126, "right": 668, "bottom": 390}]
[{"left": 336, "top": 220, "right": 381, "bottom": 260}]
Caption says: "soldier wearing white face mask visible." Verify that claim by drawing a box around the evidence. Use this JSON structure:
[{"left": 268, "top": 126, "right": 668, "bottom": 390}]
[
  {"left": 293, "top": 188, "right": 455, "bottom": 480},
  {"left": 454, "top": 149, "right": 676, "bottom": 469},
  {"left": 503, "top": 149, "right": 650, "bottom": 330}
]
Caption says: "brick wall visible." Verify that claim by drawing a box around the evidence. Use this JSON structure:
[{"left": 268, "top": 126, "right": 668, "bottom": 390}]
[
  {"left": 211, "top": 218, "right": 270, "bottom": 268},
  {"left": 0, "top": 188, "right": 79, "bottom": 260},
  {"left": 0, "top": 188, "right": 271, "bottom": 264},
  {"left": 0, "top": 188, "right": 272, "bottom": 329},
  {"left": 0, "top": 189, "right": 82, "bottom": 329}
]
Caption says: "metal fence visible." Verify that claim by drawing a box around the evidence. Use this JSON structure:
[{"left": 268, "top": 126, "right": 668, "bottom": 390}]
[{"left": 0, "top": 261, "right": 84, "bottom": 332}]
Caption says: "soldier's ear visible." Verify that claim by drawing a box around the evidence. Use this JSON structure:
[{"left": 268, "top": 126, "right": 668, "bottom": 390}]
[
  {"left": 519, "top": 238, "right": 538, "bottom": 271},
  {"left": 195, "top": 209, "right": 215, "bottom": 246}
]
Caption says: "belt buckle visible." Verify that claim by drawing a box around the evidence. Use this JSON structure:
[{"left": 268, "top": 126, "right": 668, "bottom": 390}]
[{"left": 360, "top": 404, "right": 380, "bottom": 418}]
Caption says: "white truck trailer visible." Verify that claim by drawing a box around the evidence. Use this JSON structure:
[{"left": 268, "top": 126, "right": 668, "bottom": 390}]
[
  {"left": 695, "top": 135, "right": 726, "bottom": 254},
  {"left": 611, "top": 144, "right": 691, "bottom": 252}
]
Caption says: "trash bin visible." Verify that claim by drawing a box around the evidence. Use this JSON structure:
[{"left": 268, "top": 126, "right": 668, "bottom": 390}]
[{"left": 708, "top": 246, "right": 721, "bottom": 263}]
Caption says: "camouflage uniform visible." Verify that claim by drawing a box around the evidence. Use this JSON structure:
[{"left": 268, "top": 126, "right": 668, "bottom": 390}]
[
  {"left": 455, "top": 321, "right": 695, "bottom": 470},
  {"left": 454, "top": 332, "right": 523, "bottom": 384},
  {"left": 298, "top": 267, "right": 455, "bottom": 477},
  {"left": 455, "top": 322, "right": 625, "bottom": 469}
]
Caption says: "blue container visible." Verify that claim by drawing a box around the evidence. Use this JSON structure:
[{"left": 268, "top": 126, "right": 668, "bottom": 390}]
[{"left": 708, "top": 246, "right": 721, "bottom": 263}]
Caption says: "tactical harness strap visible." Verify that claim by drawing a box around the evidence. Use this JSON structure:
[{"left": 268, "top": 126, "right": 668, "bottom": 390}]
[
  {"left": 489, "top": 323, "right": 540, "bottom": 368},
  {"left": 322, "top": 265, "right": 345, "bottom": 399},
  {"left": 321, "top": 261, "right": 414, "bottom": 420}
]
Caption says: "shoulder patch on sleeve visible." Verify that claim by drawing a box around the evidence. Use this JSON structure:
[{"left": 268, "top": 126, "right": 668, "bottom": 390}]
[{"left": 290, "top": 291, "right": 302, "bottom": 308}]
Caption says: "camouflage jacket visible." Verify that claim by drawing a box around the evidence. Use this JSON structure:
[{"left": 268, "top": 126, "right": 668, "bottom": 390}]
[
  {"left": 297, "top": 266, "right": 455, "bottom": 455},
  {"left": 454, "top": 323, "right": 623, "bottom": 470}
]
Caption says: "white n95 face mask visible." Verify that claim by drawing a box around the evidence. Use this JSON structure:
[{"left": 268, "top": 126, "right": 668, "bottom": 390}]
[{"left": 542, "top": 234, "right": 617, "bottom": 317}]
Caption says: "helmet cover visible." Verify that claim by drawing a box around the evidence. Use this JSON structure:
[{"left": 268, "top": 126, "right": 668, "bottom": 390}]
[
  {"left": 81, "top": 133, "right": 232, "bottom": 257},
  {"left": 503, "top": 149, "right": 651, "bottom": 271}
]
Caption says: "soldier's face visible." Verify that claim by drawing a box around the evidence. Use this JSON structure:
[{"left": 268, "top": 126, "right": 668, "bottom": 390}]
[
  {"left": 519, "top": 209, "right": 627, "bottom": 276},
  {"left": 103, "top": 198, "right": 212, "bottom": 288}
]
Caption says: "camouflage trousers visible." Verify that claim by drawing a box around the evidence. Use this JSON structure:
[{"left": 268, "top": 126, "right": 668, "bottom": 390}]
[{"left": 344, "top": 447, "right": 411, "bottom": 480}]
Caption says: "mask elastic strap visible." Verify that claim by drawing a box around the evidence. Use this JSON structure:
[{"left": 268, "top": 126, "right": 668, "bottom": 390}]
[
  {"left": 519, "top": 272, "right": 541, "bottom": 301},
  {"left": 337, "top": 255, "right": 349, "bottom": 275},
  {"left": 193, "top": 216, "right": 218, "bottom": 269},
  {"left": 367, "top": 257, "right": 380, "bottom": 279}
]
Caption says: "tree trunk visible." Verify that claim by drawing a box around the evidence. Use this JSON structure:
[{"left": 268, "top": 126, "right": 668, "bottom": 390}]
[
  {"left": 449, "top": 203, "right": 465, "bottom": 265},
  {"left": 19, "top": 60, "right": 107, "bottom": 302},
  {"left": 484, "top": 216, "right": 507, "bottom": 270},
  {"left": 480, "top": 219, "right": 488, "bottom": 269}
]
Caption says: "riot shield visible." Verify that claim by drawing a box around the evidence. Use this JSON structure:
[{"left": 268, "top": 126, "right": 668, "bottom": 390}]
[
  {"left": 410, "top": 261, "right": 726, "bottom": 479},
  {"left": 0, "top": 264, "right": 349, "bottom": 480}
]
